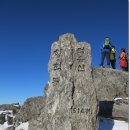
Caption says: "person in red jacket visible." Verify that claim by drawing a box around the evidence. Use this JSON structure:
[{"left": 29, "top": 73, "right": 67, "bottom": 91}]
[{"left": 119, "top": 48, "right": 128, "bottom": 71}]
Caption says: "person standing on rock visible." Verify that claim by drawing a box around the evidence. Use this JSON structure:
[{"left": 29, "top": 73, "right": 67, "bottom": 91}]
[
  {"left": 119, "top": 48, "right": 128, "bottom": 71},
  {"left": 110, "top": 45, "right": 116, "bottom": 69},
  {"left": 100, "top": 37, "right": 111, "bottom": 68}
]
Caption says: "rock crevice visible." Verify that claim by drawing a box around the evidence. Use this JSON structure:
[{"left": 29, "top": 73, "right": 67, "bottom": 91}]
[{"left": 71, "top": 81, "right": 75, "bottom": 109}]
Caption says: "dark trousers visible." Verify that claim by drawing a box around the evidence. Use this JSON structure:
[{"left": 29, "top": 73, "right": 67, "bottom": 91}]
[
  {"left": 122, "top": 61, "right": 128, "bottom": 72},
  {"left": 122, "top": 67, "right": 127, "bottom": 71},
  {"left": 100, "top": 52, "right": 110, "bottom": 66},
  {"left": 125, "top": 60, "right": 129, "bottom": 71},
  {"left": 110, "top": 60, "right": 116, "bottom": 69}
]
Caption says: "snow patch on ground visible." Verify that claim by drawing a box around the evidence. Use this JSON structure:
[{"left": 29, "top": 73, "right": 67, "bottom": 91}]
[
  {"left": 0, "top": 110, "right": 13, "bottom": 115},
  {"left": 114, "top": 97, "right": 128, "bottom": 101},
  {"left": 0, "top": 122, "right": 28, "bottom": 130},
  {"left": 15, "top": 122, "right": 28, "bottom": 130},
  {"left": 13, "top": 105, "right": 20, "bottom": 107},
  {"left": 0, "top": 122, "right": 13, "bottom": 130},
  {"left": 0, "top": 117, "right": 128, "bottom": 130},
  {"left": 99, "top": 117, "right": 128, "bottom": 130}
]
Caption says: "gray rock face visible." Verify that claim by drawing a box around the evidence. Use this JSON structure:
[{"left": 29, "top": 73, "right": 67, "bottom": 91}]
[
  {"left": 0, "top": 103, "right": 20, "bottom": 126},
  {"left": 0, "top": 114, "right": 5, "bottom": 124},
  {"left": 0, "top": 103, "right": 20, "bottom": 115},
  {"left": 112, "top": 98, "right": 128, "bottom": 121},
  {"left": 7, "top": 115, "right": 14, "bottom": 125},
  {"left": 15, "top": 96, "right": 44, "bottom": 125},
  {"left": 29, "top": 33, "right": 98, "bottom": 130},
  {"left": 92, "top": 68, "right": 128, "bottom": 101},
  {"left": 6, "top": 126, "right": 15, "bottom": 130}
]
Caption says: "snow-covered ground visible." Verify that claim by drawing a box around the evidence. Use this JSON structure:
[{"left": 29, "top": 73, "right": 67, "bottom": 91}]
[
  {"left": 15, "top": 122, "right": 28, "bottom": 130},
  {"left": 0, "top": 122, "right": 13, "bottom": 130},
  {"left": 0, "top": 122, "right": 28, "bottom": 130},
  {"left": 99, "top": 117, "right": 128, "bottom": 130},
  {"left": 0, "top": 110, "right": 28, "bottom": 130},
  {"left": 0, "top": 117, "right": 128, "bottom": 130}
]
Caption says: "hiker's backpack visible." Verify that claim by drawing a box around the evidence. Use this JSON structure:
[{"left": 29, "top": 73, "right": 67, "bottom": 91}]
[
  {"left": 103, "top": 42, "right": 111, "bottom": 49},
  {"left": 119, "top": 52, "right": 127, "bottom": 68},
  {"left": 120, "top": 60, "right": 127, "bottom": 68}
]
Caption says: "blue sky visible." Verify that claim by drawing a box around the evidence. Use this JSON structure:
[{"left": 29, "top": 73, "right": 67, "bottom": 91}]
[{"left": 0, "top": 0, "right": 128, "bottom": 105}]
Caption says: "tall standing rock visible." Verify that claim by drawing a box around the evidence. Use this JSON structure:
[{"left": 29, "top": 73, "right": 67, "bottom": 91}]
[{"left": 29, "top": 33, "right": 98, "bottom": 130}]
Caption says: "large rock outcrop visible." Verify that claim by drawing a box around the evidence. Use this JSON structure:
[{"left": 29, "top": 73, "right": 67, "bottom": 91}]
[
  {"left": 10, "top": 33, "right": 128, "bottom": 129},
  {"left": 15, "top": 96, "right": 44, "bottom": 125},
  {"left": 92, "top": 68, "right": 128, "bottom": 101},
  {"left": 93, "top": 68, "right": 128, "bottom": 121},
  {"left": 29, "top": 33, "right": 98, "bottom": 130}
]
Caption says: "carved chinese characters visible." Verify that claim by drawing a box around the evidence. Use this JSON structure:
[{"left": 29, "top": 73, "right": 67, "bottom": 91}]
[
  {"left": 53, "top": 49, "right": 62, "bottom": 71},
  {"left": 77, "top": 47, "right": 85, "bottom": 71},
  {"left": 52, "top": 49, "right": 62, "bottom": 86}
]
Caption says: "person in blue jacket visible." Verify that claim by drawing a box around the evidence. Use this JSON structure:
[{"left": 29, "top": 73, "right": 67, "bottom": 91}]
[{"left": 100, "top": 37, "right": 112, "bottom": 67}]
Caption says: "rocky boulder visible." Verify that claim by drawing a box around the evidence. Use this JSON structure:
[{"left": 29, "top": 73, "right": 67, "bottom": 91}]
[
  {"left": 6, "top": 126, "right": 15, "bottom": 130},
  {"left": 13, "top": 33, "right": 128, "bottom": 130},
  {"left": 92, "top": 68, "right": 128, "bottom": 101},
  {"left": 0, "top": 114, "right": 5, "bottom": 124},
  {"left": 29, "top": 33, "right": 98, "bottom": 130},
  {"left": 0, "top": 103, "right": 20, "bottom": 115},
  {"left": 112, "top": 98, "right": 128, "bottom": 121},
  {"left": 15, "top": 96, "right": 44, "bottom": 125},
  {"left": 7, "top": 115, "right": 14, "bottom": 125},
  {"left": 0, "top": 103, "right": 20, "bottom": 126}
]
